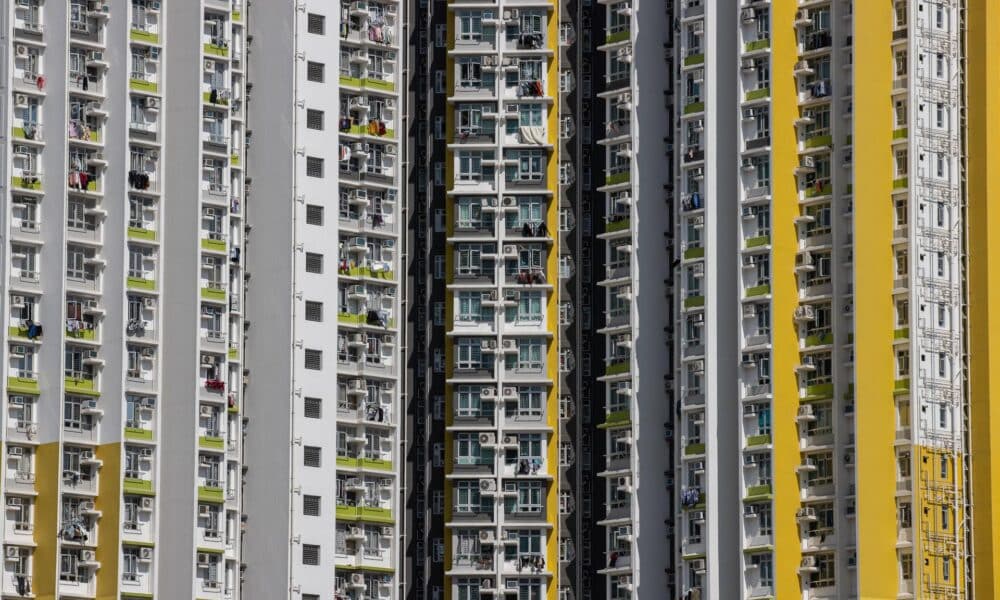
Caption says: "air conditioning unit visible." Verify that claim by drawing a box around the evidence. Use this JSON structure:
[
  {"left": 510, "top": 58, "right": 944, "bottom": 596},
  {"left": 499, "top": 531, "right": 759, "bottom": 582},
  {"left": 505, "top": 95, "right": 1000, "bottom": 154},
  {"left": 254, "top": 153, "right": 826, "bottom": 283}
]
[
  {"left": 144, "top": 296, "right": 156, "bottom": 307},
  {"left": 381, "top": 526, "right": 393, "bottom": 536},
  {"left": 481, "top": 387, "right": 497, "bottom": 399},
  {"left": 502, "top": 435, "right": 516, "bottom": 446},
  {"left": 690, "top": 510, "right": 706, "bottom": 522},
  {"left": 7, "top": 447, "right": 24, "bottom": 457},
  {"left": 479, "top": 530, "right": 495, "bottom": 544},
  {"left": 13, "top": 145, "right": 31, "bottom": 157},
  {"left": 6, "top": 498, "right": 22, "bottom": 508},
  {"left": 741, "top": 158, "right": 756, "bottom": 171},
  {"left": 690, "top": 558, "right": 706, "bottom": 572},
  {"left": 141, "top": 347, "right": 155, "bottom": 357},
  {"left": 6, "top": 547, "right": 20, "bottom": 558},
  {"left": 741, "top": 353, "right": 757, "bottom": 367},
  {"left": 200, "top": 405, "right": 214, "bottom": 417},
  {"left": 691, "top": 21, "right": 704, "bottom": 35},
  {"left": 742, "top": 255, "right": 757, "bottom": 267},
  {"left": 16, "top": 45, "right": 29, "bottom": 57},
  {"left": 502, "top": 339, "right": 516, "bottom": 351},
  {"left": 741, "top": 8, "right": 757, "bottom": 22},
  {"left": 502, "top": 245, "right": 517, "bottom": 258},
  {"left": 386, "top": 145, "right": 396, "bottom": 155},
  {"left": 198, "top": 552, "right": 212, "bottom": 565},
  {"left": 479, "top": 478, "right": 497, "bottom": 493},
  {"left": 14, "top": 94, "right": 29, "bottom": 107},
  {"left": 478, "top": 433, "right": 496, "bottom": 446},
  {"left": 140, "top": 547, "right": 153, "bottom": 561},
  {"left": 801, "top": 555, "right": 817, "bottom": 568},
  {"left": 743, "top": 503, "right": 759, "bottom": 516},
  {"left": 141, "top": 497, "right": 154, "bottom": 510},
  {"left": 794, "top": 304, "right": 816, "bottom": 320},
  {"left": 202, "top": 355, "right": 216, "bottom": 365},
  {"left": 743, "top": 303, "right": 757, "bottom": 318},
  {"left": 9, "top": 396, "right": 26, "bottom": 406},
  {"left": 81, "top": 550, "right": 95, "bottom": 562},
  {"left": 800, "top": 155, "right": 816, "bottom": 169},
  {"left": 742, "top": 107, "right": 756, "bottom": 120},
  {"left": 11, "top": 295, "right": 26, "bottom": 307},
  {"left": 743, "top": 454, "right": 758, "bottom": 466},
  {"left": 351, "top": 573, "right": 365, "bottom": 585},
  {"left": 140, "top": 448, "right": 154, "bottom": 458},
  {"left": 741, "top": 58, "right": 756, "bottom": 71},
  {"left": 141, "top": 397, "right": 156, "bottom": 408},
  {"left": 743, "top": 403, "right": 757, "bottom": 417},
  {"left": 690, "top": 167, "right": 704, "bottom": 179},
  {"left": 204, "top": 59, "right": 216, "bottom": 71},
  {"left": 145, "top": 97, "right": 160, "bottom": 110}
]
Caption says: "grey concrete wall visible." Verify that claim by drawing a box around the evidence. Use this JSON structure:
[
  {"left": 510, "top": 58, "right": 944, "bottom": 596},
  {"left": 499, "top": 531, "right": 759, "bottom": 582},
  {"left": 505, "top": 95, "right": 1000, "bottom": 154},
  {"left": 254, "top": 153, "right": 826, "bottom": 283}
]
[{"left": 241, "top": 1, "right": 296, "bottom": 597}]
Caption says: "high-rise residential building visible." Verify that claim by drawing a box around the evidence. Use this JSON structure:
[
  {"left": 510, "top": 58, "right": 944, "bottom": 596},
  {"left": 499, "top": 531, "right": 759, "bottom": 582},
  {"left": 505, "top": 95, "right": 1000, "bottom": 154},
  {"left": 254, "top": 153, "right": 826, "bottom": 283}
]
[
  {"left": 1, "top": 0, "right": 247, "bottom": 597},
  {"left": 242, "top": 1, "right": 404, "bottom": 599},
  {"left": 9, "top": 1, "right": 1000, "bottom": 600},
  {"left": 668, "top": 0, "right": 988, "bottom": 599}
]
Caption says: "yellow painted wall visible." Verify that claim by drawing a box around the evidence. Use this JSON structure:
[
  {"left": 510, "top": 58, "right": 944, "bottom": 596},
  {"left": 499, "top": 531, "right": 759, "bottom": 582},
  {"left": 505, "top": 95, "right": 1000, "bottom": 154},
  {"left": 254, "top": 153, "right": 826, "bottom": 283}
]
[
  {"left": 95, "top": 442, "right": 121, "bottom": 600},
  {"left": 853, "top": 2, "right": 898, "bottom": 598},
  {"left": 915, "top": 446, "right": 965, "bottom": 592},
  {"left": 967, "top": 0, "right": 1000, "bottom": 596},
  {"left": 34, "top": 442, "right": 60, "bottom": 599},
  {"left": 769, "top": 0, "right": 803, "bottom": 595}
]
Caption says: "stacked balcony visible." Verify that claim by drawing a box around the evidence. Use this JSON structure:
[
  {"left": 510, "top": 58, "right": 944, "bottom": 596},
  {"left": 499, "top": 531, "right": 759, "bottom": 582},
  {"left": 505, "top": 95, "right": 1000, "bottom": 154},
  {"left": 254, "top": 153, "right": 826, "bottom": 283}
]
[{"left": 445, "top": 2, "right": 557, "bottom": 597}]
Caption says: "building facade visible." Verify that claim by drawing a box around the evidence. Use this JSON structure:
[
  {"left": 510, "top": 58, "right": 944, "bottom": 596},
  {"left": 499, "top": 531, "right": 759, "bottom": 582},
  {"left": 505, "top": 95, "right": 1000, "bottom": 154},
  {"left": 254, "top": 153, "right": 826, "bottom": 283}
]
[
  {"left": 2, "top": 0, "right": 247, "bottom": 597},
  {"left": 8, "top": 1, "right": 1000, "bottom": 600}
]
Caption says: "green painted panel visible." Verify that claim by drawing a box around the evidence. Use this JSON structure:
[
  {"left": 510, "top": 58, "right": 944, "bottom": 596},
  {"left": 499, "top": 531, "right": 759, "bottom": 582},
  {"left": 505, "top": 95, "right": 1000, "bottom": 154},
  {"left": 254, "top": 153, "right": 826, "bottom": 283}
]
[
  {"left": 65, "top": 376, "right": 99, "bottom": 396},
  {"left": 7, "top": 376, "right": 39, "bottom": 395},
  {"left": 129, "top": 79, "right": 159, "bottom": 94},
  {"left": 201, "top": 238, "right": 227, "bottom": 252},
  {"left": 201, "top": 287, "right": 226, "bottom": 301},
  {"left": 605, "top": 171, "right": 630, "bottom": 186},
  {"left": 744, "top": 38, "right": 770, "bottom": 52},
  {"left": 684, "top": 443, "right": 706, "bottom": 456},
  {"left": 203, "top": 43, "right": 230, "bottom": 57},
  {"left": 127, "top": 227, "right": 156, "bottom": 241},
  {"left": 197, "top": 486, "right": 224, "bottom": 503},
  {"left": 684, "top": 54, "right": 704, "bottom": 66},
  {"left": 199, "top": 436, "right": 225, "bottom": 450},
  {"left": 745, "top": 87, "right": 771, "bottom": 101},
  {"left": 684, "top": 295, "right": 705, "bottom": 308},
  {"left": 124, "top": 427, "right": 153, "bottom": 441},
  {"left": 605, "top": 361, "right": 631, "bottom": 376},
  {"left": 130, "top": 29, "right": 160, "bottom": 44},
  {"left": 746, "top": 284, "right": 771, "bottom": 297},
  {"left": 745, "top": 235, "right": 771, "bottom": 248},
  {"left": 127, "top": 277, "right": 156, "bottom": 291},
  {"left": 746, "top": 434, "right": 771, "bottom": 447},
  {"left": 684, "top": 246, "right": 705, "bottom": 260},
  {"left": 11, "top": 176, "right": 41, "bottom": 190},
  {"left": 683, "top": 101, "right": 705, "bottom": 115},
  {"left": 124, "top": 478, "right": 155, "bottom": 496},
  {"left": 605, "top": 30, "right": 629, "bottom": 44},
  {"left": 605, "top": 218, "right": 630, "bottom": 233},
  {"left": 804, "top": 134, "right": 832, "bottom": 149}
]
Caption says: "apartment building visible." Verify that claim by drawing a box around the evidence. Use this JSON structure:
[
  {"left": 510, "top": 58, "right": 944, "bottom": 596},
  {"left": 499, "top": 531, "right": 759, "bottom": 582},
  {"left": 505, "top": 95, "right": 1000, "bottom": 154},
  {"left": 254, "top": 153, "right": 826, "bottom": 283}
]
[
  {"left": 669, "top": 0, "right": 987, "bottom": 598},
  {"left": 242, "top": 0, "right": 404, "bottom": 599},
  {"left": 1, "top": 0, "right": 247, "bottom": 597},
  {"left": 11, "top": 1, "right": 1000, "bottom": 600}
]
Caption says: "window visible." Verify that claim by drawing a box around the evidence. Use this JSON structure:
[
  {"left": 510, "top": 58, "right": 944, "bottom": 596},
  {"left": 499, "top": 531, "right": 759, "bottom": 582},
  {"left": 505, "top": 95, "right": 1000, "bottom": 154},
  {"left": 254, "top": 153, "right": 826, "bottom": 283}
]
[
  {"left": 515, "top": 339, "right": 544, "bottom": 370},
  {"left": 307, "top": 13, "right": 325, "bottom": 34},
  {"left": 304, "top": 349, "right": 322, "bottom": 370},
  {"left": 457, "top": 292, "right": 486, "bottom": 322},
  {"left": 306, "top": 109, "right": 324, "bottom": 130},
  {"left": 303, "top": 446, "right": 322, "bottom": 467},
  {"left": 455, "top": 480, "right": 485, "bottom": 513},
  {"left": 458, "top": 11, "right": 483, "bottom": 41},
  {"left": 304, "top": 397, "right": 322, "bottom": 419},
  {"left": 306, "top": 157, "right": 324, "bottom": 178},
  {"left": 458, "top": 58, "right": 482, "bottom": 88},
  {"left": 752, "top": 553, "right": 773, "bottom": 588},
  {"left": 302, "top": 544, "right": 320, "bottom": 565},
  {"left": 305, "top": 301, "right": 323, "bottom": 322},
  {"left": 455, "top": 386, "right": 483, "bottom": 417},
  {"left": 305, "top": 253, "right": 323, "bottom": 273},
  {"left": 307, "top": 61, "right": 325, "bottom": 82},
  {"left": 901, "top": 553, "right": 913, "bottom": 580},
  {"left": 305, "top": 204, "right": 324, "bottom": 225},
  {"left": 810, "top": 553, "right": 835, "bottom": 588},
  {"left": 303, "top": 495, "right": 321, "bottom": 516}
]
